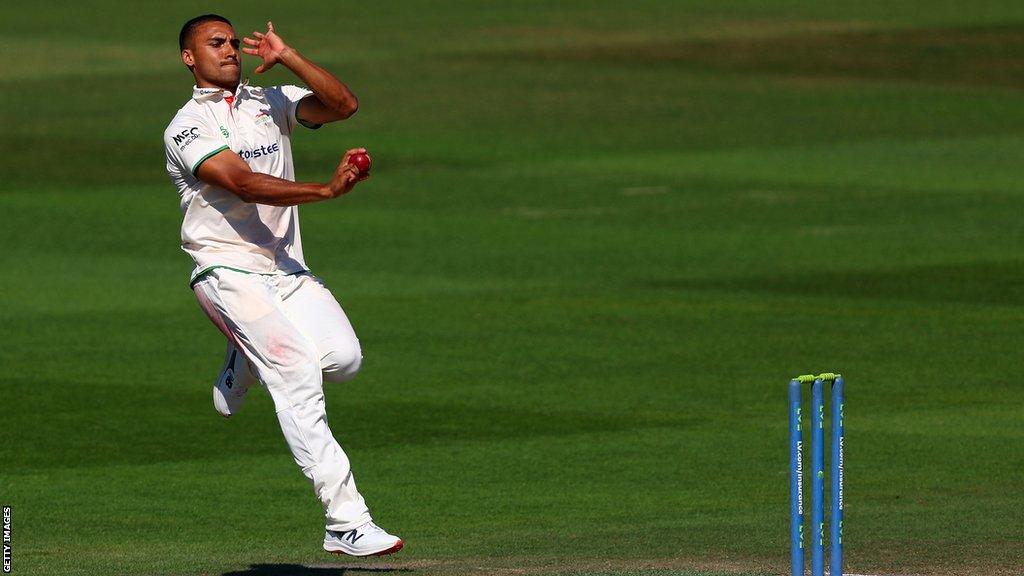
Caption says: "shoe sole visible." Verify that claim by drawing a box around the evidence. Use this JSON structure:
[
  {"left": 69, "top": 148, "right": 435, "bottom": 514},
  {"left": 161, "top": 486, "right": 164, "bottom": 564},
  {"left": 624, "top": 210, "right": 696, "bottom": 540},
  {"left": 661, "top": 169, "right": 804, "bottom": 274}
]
[
  {"left": 213, "top": 381, "right": 250, "bottom": 418},
  {"left": 325, "top": 539, "right": 404, "bottom": 557},
  {"left": 213, "top": 348, "right": 256, "bottom": 418},
  {"left": 213, "top": 390, "right": 242, "bottom": 418}
]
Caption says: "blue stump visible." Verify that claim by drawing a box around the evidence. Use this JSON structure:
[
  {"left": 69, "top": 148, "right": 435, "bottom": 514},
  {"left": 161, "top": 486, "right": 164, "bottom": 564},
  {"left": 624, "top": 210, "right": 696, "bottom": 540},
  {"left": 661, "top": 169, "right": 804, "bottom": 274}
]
[
  {"left": 789, "top": 378, "right": 804, "bottom": 576},
  {"left": 830, "top": 376, "right": 845, "bottom": 576},
  {"left": 811, "top": 378, "right": 825, "bottom": 576}
]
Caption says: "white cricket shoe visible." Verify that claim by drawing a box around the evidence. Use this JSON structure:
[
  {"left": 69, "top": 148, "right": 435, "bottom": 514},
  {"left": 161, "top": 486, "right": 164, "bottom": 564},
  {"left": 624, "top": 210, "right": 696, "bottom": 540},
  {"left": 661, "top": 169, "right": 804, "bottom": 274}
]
[
  {"left": 323, "top": 521, "right": 404, "bottom": 557},
  {"left": 212, "top": 344, "right": 257, "bottom": 418}
]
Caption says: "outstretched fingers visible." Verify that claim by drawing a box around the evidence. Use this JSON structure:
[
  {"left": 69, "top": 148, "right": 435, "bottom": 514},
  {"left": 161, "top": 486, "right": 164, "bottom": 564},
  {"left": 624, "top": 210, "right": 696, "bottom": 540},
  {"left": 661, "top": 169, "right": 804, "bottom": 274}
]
[{"left": 252, "top": 21, "right": 274, "bottom": 39}]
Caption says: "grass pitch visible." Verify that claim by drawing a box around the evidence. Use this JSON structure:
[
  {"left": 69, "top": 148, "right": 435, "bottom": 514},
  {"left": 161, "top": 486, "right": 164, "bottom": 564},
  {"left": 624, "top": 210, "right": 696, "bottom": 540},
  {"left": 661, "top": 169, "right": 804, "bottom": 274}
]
[{"left": 2, "top": 2, "right": 1023, "bottom": 575}]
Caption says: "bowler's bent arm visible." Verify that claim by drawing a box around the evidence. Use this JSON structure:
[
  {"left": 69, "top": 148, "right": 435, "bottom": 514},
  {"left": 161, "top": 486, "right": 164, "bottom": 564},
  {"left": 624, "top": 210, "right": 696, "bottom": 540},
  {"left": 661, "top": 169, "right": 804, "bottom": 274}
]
[{"left": 197, "top": 147, "right": 368, "bottom": 206}]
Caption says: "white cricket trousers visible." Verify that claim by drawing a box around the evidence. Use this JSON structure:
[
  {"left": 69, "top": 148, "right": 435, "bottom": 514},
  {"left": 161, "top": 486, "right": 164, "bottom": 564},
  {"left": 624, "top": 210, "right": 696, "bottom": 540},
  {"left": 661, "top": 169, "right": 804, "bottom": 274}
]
[{"left": 193, "top": 268, "right": 372, "bottom": 531}]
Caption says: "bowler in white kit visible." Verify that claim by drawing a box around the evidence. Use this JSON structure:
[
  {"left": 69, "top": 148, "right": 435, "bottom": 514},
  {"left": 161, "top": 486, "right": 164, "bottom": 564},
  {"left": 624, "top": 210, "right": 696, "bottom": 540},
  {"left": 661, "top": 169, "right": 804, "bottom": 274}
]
[{"left": 162, "top": 14, "right": 403, "bottom": 557}]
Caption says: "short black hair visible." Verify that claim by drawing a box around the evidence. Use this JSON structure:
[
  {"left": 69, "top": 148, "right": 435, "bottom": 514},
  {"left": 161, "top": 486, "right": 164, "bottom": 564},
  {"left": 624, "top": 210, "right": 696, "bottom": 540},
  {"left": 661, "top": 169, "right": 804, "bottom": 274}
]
[{"left": 179, "top": 14, "right": 232, "bottom": 51}]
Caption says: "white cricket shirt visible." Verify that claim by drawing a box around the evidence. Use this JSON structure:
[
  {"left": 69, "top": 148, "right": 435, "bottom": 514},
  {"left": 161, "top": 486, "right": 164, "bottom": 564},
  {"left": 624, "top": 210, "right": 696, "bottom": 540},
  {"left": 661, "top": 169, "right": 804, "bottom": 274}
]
[{"left": 163, "top": 81, "right": 318, "bottom": 284}]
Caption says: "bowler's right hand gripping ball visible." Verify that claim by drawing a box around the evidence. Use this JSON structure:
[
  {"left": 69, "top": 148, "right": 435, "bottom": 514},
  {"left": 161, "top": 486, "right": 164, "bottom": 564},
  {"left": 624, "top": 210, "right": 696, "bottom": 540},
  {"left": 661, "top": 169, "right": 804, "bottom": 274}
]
[{"left": 351, "top": 152, "right": 371, "bottom": 173}]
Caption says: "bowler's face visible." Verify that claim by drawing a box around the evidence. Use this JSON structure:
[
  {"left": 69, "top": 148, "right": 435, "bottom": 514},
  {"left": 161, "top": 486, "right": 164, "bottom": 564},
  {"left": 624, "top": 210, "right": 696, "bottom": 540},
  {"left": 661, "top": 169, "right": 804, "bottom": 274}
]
[{"left": 184, "top": 21, "right": 242, "bottom": 89}]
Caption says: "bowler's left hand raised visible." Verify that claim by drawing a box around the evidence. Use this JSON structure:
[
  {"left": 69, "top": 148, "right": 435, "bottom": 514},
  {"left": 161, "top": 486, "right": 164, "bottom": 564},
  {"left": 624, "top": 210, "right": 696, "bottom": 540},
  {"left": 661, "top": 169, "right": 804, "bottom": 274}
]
[{"left": 243, "top": 21, "right": 290, "bottom": 73}]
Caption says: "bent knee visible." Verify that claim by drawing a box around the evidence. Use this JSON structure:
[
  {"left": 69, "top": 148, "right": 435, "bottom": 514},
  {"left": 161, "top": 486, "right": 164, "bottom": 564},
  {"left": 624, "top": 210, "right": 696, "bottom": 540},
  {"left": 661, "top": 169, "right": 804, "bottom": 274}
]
[{"left": 321, "top": 345, "right": 363, "bottom": 383}]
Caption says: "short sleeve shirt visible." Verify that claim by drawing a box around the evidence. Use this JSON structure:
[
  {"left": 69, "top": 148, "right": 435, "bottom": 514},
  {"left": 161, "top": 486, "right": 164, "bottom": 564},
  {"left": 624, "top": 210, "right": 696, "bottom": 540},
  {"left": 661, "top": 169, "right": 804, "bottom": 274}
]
[{"left": 163, "top": 81, "right": 317, "bottom": 283}]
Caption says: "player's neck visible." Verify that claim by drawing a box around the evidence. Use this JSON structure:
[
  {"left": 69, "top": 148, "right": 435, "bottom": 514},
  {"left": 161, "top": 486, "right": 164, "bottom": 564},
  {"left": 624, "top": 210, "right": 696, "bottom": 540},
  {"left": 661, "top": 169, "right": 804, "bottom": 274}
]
[{"left": 194, "top": 77, "right": 239, "bottom": 94}]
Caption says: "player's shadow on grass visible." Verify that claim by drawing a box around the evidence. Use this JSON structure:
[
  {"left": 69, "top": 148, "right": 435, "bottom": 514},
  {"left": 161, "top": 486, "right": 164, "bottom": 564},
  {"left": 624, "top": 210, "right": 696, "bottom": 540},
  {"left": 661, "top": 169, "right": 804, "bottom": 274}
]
[{"left": 223, "top": 564, "right": 413, "bottom": 576}]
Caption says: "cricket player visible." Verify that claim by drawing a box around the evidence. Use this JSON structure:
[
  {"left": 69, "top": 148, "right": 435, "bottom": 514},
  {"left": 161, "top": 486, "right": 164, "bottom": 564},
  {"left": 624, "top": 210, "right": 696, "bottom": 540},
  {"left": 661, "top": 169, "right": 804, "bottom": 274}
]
[{"left": 162, "top": 14, "right": 402, "bottom": 557}]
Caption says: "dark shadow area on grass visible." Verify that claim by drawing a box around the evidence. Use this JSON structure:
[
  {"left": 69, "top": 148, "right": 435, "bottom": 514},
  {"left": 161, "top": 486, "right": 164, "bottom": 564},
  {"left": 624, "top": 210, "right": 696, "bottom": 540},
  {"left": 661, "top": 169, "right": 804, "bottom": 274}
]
[
  {"left": 223, "top": 564, "right": 413, "bottom": 576},
  {"left": 647, "top": 260, "right": 1024, "bottom": 306},
  {"left": 479, "top": 23, "right": 1024, "bottom": 90}
]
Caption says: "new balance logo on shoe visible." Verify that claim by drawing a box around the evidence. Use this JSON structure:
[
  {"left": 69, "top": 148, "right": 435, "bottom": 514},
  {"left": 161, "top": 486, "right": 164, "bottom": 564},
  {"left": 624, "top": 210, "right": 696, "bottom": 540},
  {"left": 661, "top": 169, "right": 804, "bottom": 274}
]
[{"left": 323, "top": 521, "right": 402, "bottom": 557}]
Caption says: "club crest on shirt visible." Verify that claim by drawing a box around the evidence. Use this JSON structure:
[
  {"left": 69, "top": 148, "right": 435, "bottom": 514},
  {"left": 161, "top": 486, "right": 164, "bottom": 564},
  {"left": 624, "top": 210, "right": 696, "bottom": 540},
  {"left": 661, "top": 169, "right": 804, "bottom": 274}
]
[{"left": 254, "top": 110, "right": 273, "bottom": 127}]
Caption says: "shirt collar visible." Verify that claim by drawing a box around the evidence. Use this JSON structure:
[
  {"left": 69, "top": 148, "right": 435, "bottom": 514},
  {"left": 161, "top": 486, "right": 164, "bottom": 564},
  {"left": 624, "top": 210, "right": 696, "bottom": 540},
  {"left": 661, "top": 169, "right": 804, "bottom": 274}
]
[{"left": 192, "top": 79, "right": 253, "bottom": 102}]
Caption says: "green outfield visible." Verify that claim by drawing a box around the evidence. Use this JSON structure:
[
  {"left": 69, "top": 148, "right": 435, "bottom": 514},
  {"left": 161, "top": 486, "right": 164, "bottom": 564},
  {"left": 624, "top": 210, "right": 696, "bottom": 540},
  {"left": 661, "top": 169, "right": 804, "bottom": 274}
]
[{"left": 2, "top": 1, "right": 1023, "bottom": 575}]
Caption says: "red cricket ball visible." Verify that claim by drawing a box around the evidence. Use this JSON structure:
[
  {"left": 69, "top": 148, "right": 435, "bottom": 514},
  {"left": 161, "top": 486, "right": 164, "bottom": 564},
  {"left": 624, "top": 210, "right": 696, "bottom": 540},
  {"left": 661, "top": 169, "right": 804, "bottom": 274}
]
[{"left": 350, "top": 152, "right": 371, "bottom": 173}]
